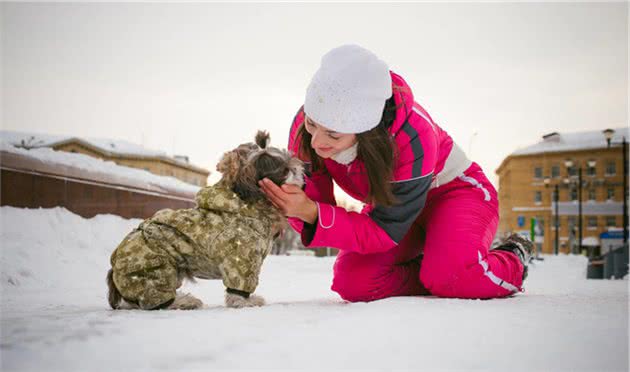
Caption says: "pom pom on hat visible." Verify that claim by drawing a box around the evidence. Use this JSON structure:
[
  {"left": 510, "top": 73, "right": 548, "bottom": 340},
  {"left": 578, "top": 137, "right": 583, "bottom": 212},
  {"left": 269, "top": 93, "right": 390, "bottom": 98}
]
[{"left": 304, "top": 44, "right": 392, "bottom": 134}]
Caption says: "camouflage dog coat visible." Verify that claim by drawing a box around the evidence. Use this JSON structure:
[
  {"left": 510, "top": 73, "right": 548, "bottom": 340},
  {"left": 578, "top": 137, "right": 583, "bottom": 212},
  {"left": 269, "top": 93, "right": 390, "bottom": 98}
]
[{"left": 110, "top": 183, "right": 277, "bottom": 309}]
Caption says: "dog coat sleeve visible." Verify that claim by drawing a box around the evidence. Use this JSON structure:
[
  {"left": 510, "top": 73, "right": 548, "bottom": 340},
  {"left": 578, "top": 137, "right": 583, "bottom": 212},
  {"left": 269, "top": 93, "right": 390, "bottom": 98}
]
[{"left": 218, "top": 228, "right": 269, "bottom": 294}]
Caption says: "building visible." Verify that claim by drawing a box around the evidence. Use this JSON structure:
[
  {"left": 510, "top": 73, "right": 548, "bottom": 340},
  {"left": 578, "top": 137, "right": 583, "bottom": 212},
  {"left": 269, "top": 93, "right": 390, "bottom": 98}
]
[
  {"left": 1, "top": 130, "right": 210, "bottom": 186},
  {"left": 0, "top": 140, "right": 199, "bottom": 219},
  {"left": 495, "top": 127, "right": 627, "bottom": 255}
]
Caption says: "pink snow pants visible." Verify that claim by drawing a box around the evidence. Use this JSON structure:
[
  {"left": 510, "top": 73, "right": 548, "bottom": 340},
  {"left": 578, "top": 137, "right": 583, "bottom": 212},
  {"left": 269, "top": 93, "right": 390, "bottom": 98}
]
[{"left": 331, "top": 162, "right": 524, "bottom": 301}]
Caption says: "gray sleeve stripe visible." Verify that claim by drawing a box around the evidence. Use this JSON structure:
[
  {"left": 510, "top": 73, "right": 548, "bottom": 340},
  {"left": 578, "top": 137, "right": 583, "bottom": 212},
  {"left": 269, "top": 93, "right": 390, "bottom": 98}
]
[{"left": 368, "top": 174, "right": 432, "bottom": 243}]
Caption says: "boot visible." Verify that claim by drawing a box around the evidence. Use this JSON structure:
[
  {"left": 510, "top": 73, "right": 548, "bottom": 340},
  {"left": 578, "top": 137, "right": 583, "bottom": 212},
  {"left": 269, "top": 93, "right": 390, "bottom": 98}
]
[{"left": 492, "top": 233, "right": 534, "bottom": 280}]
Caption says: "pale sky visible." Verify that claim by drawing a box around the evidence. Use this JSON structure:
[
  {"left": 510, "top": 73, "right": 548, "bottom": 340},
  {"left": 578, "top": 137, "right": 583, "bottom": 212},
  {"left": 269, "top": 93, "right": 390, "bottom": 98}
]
[{"left": 2, "top": 2, "right": 628, "bottom": 189}]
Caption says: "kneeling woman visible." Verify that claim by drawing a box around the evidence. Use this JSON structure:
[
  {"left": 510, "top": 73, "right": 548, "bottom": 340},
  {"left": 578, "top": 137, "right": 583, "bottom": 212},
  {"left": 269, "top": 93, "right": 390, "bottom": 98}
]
[{"left": 260, "top": 44, "right": 533, "bottom": 302}]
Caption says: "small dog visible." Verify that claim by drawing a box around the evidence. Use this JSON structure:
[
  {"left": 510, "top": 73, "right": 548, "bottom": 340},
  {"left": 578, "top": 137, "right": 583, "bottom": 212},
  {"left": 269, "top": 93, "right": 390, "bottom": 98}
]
[{"left": 107, "top": 131, "right": 304, "bottom": 310}]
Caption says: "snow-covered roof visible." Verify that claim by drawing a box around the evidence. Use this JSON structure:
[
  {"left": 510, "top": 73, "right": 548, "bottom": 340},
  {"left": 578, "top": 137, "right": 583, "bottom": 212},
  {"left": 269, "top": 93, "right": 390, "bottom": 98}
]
[
  {"left": 0, "top": 130, "right": 208, "bottom": 174},
  {"left": 512, "top": 126, "right": 629, "bottom": 156},
  {"left": 0, "top": 140, "right": 200, "bottom": 198}
]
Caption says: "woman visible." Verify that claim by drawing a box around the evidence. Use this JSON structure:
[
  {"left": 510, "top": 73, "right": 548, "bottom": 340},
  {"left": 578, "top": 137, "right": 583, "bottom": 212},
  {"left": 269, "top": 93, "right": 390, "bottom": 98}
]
[{"left": 259, "top": 44, "right": 533, "bottom": 302}]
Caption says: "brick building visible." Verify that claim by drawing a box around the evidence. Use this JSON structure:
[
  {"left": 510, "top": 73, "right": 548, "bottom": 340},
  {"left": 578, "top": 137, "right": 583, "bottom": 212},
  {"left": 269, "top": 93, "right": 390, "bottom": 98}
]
[
  {"left": 495, "top": 127, "right": 627, "bottom": 254},
  {"left": 1, "top": 130, "right": 209, "bottom": 187},
  {"left": 0, "top": 139, "right": 200, "bottom": 219}
]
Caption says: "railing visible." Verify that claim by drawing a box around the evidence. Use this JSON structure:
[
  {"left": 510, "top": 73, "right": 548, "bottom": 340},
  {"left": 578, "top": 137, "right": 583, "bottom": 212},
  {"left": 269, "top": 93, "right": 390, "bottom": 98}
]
[{"left": 587, "top": 243, "right": 629, "bottom": 280}]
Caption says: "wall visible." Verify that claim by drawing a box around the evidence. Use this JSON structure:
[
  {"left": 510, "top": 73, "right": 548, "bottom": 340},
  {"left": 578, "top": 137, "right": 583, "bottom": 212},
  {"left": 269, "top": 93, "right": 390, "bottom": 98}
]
[{"left": 1, "top": 168, "right": 195, "bottom": 219}]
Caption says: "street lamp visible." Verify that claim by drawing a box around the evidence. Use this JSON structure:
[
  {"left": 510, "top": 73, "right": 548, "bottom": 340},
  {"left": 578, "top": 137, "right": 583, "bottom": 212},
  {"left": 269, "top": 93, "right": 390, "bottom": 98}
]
[
  {"left": 603, "top": 129, "right": 628, "bottom": 246},
  {"left": 544, "top": 177, "right": 560, "bottom": 255},
  {"left": 564, "top": 159, "right": 583, "bottom": 254}
]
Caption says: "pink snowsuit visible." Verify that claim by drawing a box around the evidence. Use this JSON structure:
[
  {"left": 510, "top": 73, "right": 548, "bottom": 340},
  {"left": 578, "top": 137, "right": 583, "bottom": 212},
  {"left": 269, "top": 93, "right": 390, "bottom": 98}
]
[{"left": 287, "top": 72, "right": 524, "bottom": 301}]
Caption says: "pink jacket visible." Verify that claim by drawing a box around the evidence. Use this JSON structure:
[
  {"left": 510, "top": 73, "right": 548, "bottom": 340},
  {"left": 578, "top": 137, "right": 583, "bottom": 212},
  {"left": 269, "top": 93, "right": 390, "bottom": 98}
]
[{"left": 287, "top": 71, "right": 472, "bottom": 254}]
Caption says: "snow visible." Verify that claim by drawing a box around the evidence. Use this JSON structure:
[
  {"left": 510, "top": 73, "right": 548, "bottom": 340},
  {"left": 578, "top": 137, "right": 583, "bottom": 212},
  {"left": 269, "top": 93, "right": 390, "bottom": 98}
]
[
  {"left": 512, "top": 126, "right": 629, "bottom": 156},
  {"left": 0, "top": 139, "right": 200, "bottom": 197},
  {"left": 1, "top": 129, "right": 172, "bottom": 160},
  {"left": 1, "top": 206, "right": 628, "bottom": 371}
]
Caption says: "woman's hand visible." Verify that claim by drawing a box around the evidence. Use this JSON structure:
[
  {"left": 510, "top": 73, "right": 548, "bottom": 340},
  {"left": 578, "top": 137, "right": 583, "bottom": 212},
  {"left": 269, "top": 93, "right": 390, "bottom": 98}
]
[{"left": 258, "top": 178, "right": 318, "bottom": 224}]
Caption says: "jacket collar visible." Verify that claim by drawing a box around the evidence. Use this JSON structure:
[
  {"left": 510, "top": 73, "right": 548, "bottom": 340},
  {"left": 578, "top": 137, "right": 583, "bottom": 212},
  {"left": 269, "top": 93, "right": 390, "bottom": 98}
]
[
  {"left": 389, "top": 71, "right": 415, "bottom": 135},
  {"left": 330, "top": 142, "right": 358, "bottom": 165}
]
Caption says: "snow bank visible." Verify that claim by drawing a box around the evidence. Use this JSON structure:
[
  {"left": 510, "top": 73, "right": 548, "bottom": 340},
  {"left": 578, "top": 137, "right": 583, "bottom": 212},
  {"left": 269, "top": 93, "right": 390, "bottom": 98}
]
[
  {"left": 0, "top": 206, "right": 142, "bottom": 291},
  {"left": 1, "top": 206, "right": 627, "bottom": 372}
]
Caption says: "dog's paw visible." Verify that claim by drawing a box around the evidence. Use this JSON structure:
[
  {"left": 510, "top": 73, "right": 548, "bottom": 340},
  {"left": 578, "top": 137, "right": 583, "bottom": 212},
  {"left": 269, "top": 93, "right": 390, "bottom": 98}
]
[
  {"left": 167, "top": 292, "right": 203, "bottom": 310},
  {"left": 225, "top": 292, "right": 266, "bottom": 308}
]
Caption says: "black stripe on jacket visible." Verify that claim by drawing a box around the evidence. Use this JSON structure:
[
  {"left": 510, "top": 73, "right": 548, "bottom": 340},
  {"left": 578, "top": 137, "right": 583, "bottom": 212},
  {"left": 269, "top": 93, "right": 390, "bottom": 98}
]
[{"left": 368, "top": 173, "right": 433, "bottom": 244}]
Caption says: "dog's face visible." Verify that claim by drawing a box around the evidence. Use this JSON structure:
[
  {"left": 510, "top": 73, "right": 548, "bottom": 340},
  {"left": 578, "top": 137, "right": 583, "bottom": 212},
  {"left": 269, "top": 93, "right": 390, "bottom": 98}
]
[{"left": 216, "top": 131, "right": 304, "bottom": 202}]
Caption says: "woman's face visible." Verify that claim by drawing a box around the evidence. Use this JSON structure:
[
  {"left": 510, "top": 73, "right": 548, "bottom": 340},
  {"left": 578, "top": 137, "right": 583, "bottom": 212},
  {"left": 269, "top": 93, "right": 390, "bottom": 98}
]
[{"left": 304, "top": 116, "right": 357, "bottom": 159}]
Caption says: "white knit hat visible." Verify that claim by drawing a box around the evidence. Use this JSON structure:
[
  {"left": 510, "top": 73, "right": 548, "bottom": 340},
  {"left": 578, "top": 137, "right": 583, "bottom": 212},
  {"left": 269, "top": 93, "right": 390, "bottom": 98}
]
[{"left": 304, "top": 44, "right": 392, "bottom": 134}]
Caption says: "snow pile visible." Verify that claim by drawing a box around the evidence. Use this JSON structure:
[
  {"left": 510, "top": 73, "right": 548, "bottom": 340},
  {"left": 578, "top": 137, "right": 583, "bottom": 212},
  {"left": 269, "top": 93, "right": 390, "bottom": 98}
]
[
  {"left": 0, "top": 139, "right": 200, "bottom": 197},
  {"left": 1, "top": 206, "right": 628, "bottom": 372},
  {"left": 0, "top": 206, "right": 142, "bottom": 291}
]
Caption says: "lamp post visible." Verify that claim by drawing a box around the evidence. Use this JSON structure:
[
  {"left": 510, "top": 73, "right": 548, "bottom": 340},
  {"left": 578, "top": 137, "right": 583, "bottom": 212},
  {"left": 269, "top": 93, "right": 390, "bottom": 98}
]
[
  {"left": 564, "top": 159, "right": 583, "bottom": 254},
  {"left": 603, "top": 129, "right": 628, "bottom": 245},
  {"left": 578, "top": 167, "right": 583, "bottom": 254},
  {"left": 544, "top": 177, "right": 560, "bottom": 255}
]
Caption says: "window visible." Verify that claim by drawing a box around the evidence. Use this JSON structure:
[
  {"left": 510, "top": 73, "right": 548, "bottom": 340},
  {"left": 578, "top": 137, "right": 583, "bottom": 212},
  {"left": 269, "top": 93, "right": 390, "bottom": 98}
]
[
  {"left": 588, "top": 189, "right": 596, "bottom": 201},
  {"left": 606, "top": 161, "right": 616, "bottom": 176},
  {"left": 534, "top": 191, "right": 542, "bottom": 203},
  {"left": 551, "top": 165, "right": 560, "bottom": 178},
  {"left": 606, "top": 216, "right": 617, "bottom": 227},
  {"left": 534, "top": 167, "right": 543, "bottom": 179},
  {"left": 568, "top": 166, "right": 577, "bottom": 177},
  {"left": 587, "top": 165, "right": 596, "bottom": 177},
  {"left": 570, "top": 188, "right": 578, "bottom": 201},
  {"left": 607, "top": 188, "right": 615, "bottom": 200},
  {"left": 587, "top": 217, "right": 597, "bottom": 228}
]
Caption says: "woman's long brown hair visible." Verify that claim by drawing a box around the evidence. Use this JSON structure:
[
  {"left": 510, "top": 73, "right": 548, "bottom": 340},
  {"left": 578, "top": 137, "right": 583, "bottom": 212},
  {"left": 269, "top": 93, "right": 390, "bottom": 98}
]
[{"left": 296, "top": 94, "right": 400, "bottom": 207}]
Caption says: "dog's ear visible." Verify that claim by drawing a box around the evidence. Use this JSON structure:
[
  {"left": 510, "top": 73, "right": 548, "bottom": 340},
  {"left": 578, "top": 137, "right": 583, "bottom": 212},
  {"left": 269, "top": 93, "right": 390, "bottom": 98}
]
[
  {"left": 232, "top": 162, "right": 264, "bottom": 202},
  {"left": 216, "top": 150, "right": 241, "bottom": 185},
  {"left": 255, "top": 131, "right": 270, "bottom": 149}
]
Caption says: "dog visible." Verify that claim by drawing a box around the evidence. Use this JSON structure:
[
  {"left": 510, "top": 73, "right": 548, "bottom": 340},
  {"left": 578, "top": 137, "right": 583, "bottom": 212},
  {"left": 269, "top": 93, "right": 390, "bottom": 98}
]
[{"left": 106, "top": 131, "right": 304, "bottom": 310}]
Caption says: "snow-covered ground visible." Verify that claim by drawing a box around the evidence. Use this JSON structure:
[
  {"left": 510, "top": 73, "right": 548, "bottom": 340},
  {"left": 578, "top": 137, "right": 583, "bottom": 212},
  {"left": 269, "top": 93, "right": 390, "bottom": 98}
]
[{"left": 1, "top": 206, "right": 628, "bottom": 371}]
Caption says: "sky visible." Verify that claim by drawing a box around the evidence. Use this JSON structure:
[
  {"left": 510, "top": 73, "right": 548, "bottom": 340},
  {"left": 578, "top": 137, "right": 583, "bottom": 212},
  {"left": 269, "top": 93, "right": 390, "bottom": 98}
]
[{"left": 2, "top": 2, "right": 628, "bottom": 188}]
